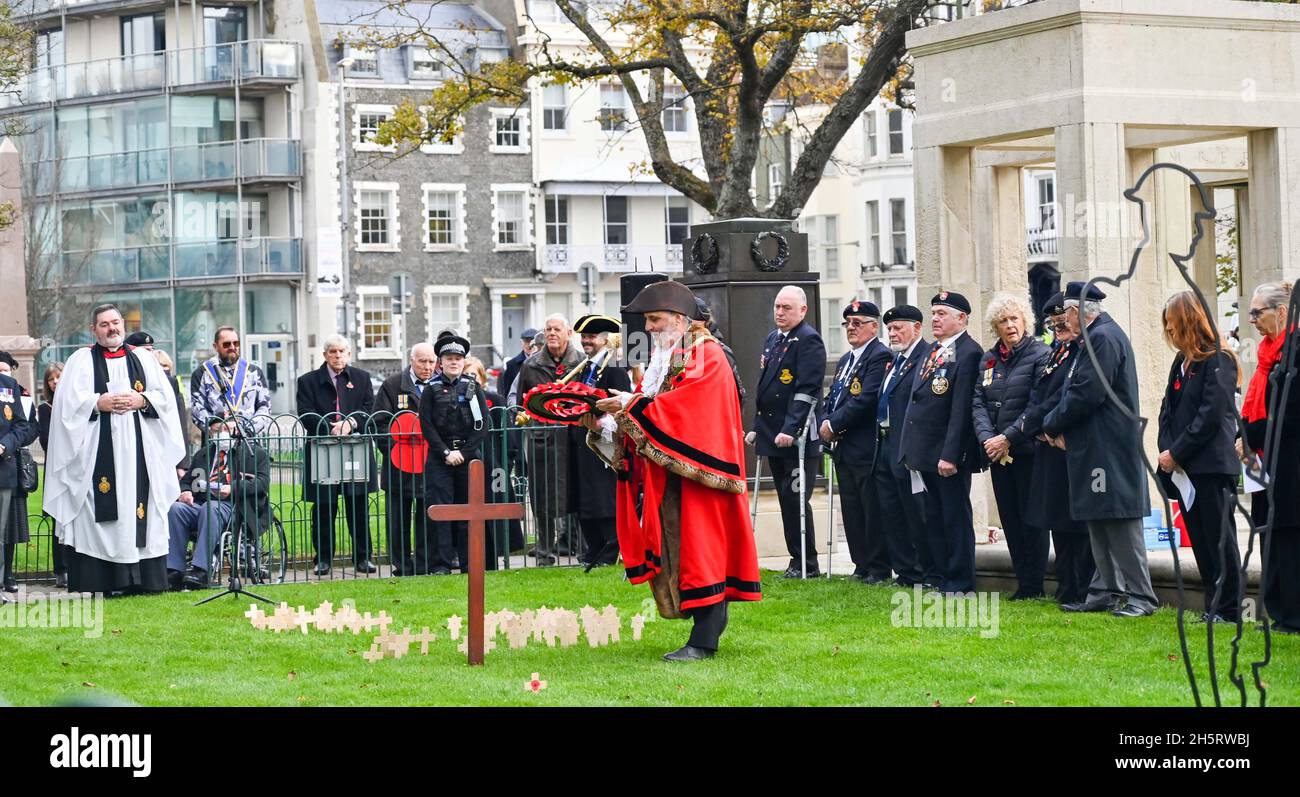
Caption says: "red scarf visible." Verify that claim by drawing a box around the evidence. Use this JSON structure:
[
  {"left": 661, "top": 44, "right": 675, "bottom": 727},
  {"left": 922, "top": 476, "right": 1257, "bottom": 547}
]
[{"left": 1242, "top": 332, "right": 1284, "bottom": 424}]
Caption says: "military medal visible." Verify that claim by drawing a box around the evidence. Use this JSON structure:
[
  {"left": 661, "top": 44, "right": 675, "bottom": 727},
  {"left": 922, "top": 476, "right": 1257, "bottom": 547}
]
[
  {"left": 983, "top": 368, "right": 994, "bottom": 387},
  {"left": 98, "top": 477, "right": 111, "bottom": 494},
  {"left": 849, "top": 377, "right": 862, "bottom": 396},
  {"left": 136, "top": 503, "right": 145, "bottom": 520},
  {"left": 779, "top": 368, "right": 794, "bottom": 385},
  {"left": 134, "top": 379, "right": 144, "bottom": 392},
  {"left": 932, "top": 376, "right": 950, "bottom": 395},
  {"left": 2, "top": 405, "right": 10, "bottom": 421}
]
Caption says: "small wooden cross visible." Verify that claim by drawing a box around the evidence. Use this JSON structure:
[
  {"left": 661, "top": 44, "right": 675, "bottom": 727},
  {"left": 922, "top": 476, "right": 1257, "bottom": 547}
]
[
  {"left": 362, "top": 643, "right": 385, "bottom": 663},
  {"left": 245, "top": 604, "right": 267, "bottom": 629},
  {"left": 414, "top": 626, "right": 437, "bottom": 654},
  {"left": 427, "top": 458, "right": 524, "bottom": 666},
  {"left": 293, "top": 606, "right": 313, "bottom": 634}
]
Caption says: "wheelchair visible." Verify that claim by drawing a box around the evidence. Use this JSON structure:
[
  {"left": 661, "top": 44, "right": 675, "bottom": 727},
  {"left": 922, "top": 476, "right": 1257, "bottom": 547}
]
[{"left": 207, "top": 508, "right": 288, "bottom": 586}]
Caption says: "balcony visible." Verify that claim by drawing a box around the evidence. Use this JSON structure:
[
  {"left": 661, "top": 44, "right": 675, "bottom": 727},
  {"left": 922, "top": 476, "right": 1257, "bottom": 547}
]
[
  {"left": 542, "top": 243, "right": 684, "bottom": 274},
  {"left": 1027, "top": 226, "right": 1059, "bottom": 259},
  {"left": 27, "top": 138, "right": 302, "bottom": 196},
  {"left": 0, "top": 41, "right": 301, "bottom": 111},
  {"left": 51, "top": 237, "right": 302, "bottom": 286}
]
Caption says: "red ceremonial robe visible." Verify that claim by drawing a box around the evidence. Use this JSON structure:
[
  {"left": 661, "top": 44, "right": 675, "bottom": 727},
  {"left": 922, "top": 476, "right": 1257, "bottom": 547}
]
[{"left": 590, "top": 331, "right": 762, "bottom": 616}]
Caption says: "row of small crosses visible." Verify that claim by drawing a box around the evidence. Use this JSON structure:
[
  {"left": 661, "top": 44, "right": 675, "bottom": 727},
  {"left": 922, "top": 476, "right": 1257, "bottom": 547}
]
[{"left": 246, "top": 602, "right": 651, "bottom": 663}]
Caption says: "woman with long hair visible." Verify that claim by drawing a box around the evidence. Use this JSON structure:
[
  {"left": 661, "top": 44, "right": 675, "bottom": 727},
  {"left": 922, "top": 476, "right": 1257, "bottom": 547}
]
[
  {"left": 1240, "top": 282, "right": 1300, "bottom": 633},
  {"left": 1157, "top": 291, "right": 1242, "bottom": 622}
]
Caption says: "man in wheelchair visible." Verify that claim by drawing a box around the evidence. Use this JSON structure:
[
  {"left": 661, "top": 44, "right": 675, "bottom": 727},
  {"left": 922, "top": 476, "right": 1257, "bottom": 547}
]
[{"left": 166, "top": 431, "right": 272, "bottom": 590}]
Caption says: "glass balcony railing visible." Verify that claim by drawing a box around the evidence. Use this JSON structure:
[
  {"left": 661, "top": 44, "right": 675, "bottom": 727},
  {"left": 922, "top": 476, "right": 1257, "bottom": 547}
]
[
  {"left": 0, "top": 40, "right": 301, "bottom": 110},
  {"left": 27, "top": 138, "right": 301, "bottom": 194},
  {"left": 54, "top": 237, "right": 302, "bottom": 285}
]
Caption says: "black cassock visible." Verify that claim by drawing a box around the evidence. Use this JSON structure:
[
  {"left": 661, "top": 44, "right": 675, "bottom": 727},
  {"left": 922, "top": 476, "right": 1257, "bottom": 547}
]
[{"left": 569, "top": 352, "right": 632, "bottom": 563}]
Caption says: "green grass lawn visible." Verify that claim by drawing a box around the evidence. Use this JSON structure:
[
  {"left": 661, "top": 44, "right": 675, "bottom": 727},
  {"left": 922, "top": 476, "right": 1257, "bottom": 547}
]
[{"left": 1, "top": 568, "right": 1295, "bottom": 706}]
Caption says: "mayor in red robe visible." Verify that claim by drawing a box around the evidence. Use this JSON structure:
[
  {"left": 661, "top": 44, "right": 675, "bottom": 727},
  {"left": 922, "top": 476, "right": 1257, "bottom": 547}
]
[{"left": 585, "top": 280, "right": 761, "bottom": 661}]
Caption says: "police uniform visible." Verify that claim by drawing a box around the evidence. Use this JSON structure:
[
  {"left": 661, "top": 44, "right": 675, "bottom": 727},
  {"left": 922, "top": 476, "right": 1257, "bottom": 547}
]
[
  {"left": 421, "top": 334, "right": 494, "bottom": 573},
  {"left": 899, "top": 291, "right": 986, "bottom": 593},
  {"left": 754, "top": 314, "right": 826, "bottom": 576},
  {"left": 374, "top": 366, "right": 444, "bottom": 575},
  {"left": 823, "top": 301, "right": 893, "bottom": 581}
]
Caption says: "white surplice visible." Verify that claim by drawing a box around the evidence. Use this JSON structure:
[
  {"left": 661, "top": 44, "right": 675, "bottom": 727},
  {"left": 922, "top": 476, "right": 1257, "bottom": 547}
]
[{"left": 43, "top": 346, "right": 183, "bottom": 563}]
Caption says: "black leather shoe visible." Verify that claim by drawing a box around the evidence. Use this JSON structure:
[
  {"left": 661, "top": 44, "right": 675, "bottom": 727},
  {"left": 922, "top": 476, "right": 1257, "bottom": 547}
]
[
  {"left": 1009, "top": 590, "right": 1046, "bottom": 601},
  {"left": 430, "top": 566, "right": 453, "bottom": 576},
  {"left": 4, "top": 576, "right": 18, "bottom": 593},
  {"left": 1061, "top": 600, "right": 1114, "bottom": 613},
  {"left": 355, "top": 559, "right": 377, "bottom": 574},
  {"left": 662, "top": 645, "right": 716, "bottom": 662},
  {"left": 55, "top": 573, "right": 68, "bottom": 589},
  {"left": 1111, "top": 604, "right": 1153, "bottom": 618},
  {"left": 862, "top": 574, "right": 890, "bottom": 585},
  {"left": 181, "top": 567, "right": 208, "bottom": 590},
  {"left": 782, "top": 566, "right": 819, "bottom": 578},
  {"left": 314, "top": 562, "right": 332, "bottom": 576},
  {"left": 166, "top": 569, "right": 185, "bottom": 592}
]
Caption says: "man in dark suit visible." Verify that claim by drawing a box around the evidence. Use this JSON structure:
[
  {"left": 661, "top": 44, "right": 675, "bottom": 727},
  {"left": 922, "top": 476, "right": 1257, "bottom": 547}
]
[
  {"left": 748, "top": 285, "right": 826, "bottom": 578},
  {"left": 872, "top": 305, "right": 931, "bottom": 586},
  {"left": 498, "top": 327, "right": 538, "bottom": 400},
  {"left": 1043, "top": 282, "right": 1156, "bottom": 617},
  {"left": 568, "top": 315, "right": 633, "bottom": 567},
  {"left": 373, "top": 342, "right": 448, "bottom": 575},
  {"left": 819, "top": 300, "right": 893, "bottom": 582},
  {"left": 295, "top": 335, "right": 377, "bottom": 576},
  {"left": 901, "top": 291, "right": 985, "bottom": 594}
]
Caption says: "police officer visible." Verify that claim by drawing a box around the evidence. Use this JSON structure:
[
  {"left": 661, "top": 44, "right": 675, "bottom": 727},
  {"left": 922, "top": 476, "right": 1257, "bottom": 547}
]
[
  {"left": 900, "top": 291, "right": 985, "bottom": 594},
  {"left": 818, "top": 300, "right": 892, "bottom": 582},
  {"left": 748, "top": 285, "right": 826, "bottom": 578},
  {"left": 872, "top": 305, "right": 931, "bottom": 586},
  {"left": 421, "top": 332, "right": 494, "bottom": 573}
]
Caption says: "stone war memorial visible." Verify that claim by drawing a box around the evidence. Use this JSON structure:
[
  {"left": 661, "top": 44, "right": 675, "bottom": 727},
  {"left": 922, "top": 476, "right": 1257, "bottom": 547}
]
[{"left": 1, "top": 2, "right": 1299, "bottom": 757}]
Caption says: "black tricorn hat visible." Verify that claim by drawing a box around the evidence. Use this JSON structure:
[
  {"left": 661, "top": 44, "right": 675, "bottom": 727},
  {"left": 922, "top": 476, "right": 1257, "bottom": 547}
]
[
  {"left": 573, "top": 314, "right": 621, "bottom": 335},
  {"left": 622, "top": 280, "right": 702, "bottom": 319},
  {"left": 434, "top": 332, "right": 471, "bottom": 358}
]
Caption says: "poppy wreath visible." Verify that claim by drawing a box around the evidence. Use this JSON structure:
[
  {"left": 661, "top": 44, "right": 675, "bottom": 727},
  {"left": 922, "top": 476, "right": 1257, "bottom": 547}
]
[
  {"left": 521, "top": 381, "right": 610, "bottom": 425},
  {"left": 691, "top": 232, "right": 720, "bottom": 274},
  {"left": 750, "top": 231, "right": 790, "bottom": 272}
]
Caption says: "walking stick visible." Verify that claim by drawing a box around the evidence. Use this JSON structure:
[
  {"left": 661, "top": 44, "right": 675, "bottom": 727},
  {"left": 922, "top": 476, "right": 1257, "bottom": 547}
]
[
  {"left": 750, "top": 449, "right": 763, "bottom": 530},
  {"left": 797, "top": 431, "right": 807, "bottom": 580},
  {"left": 825, "top": 456, "right": 836, "bottom": 579}
]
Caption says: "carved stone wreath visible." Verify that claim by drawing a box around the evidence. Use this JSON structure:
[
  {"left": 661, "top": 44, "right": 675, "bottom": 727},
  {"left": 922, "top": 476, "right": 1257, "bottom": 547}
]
[
  {"left": 691, "top": 233, "right": 720, "bottom": 274},
  {"left": 750, "top": 231, "right": 790, "bottom": 272}
]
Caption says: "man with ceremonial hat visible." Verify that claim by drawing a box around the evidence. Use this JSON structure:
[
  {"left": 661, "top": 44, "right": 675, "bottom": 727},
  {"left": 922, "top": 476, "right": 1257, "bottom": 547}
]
[
  {"left": 900, "top": 291, "right": 986, "bottom": 593},
  {"left": 871, "top": 305, "right": 932, "bottom": 585},
  {"left": 421, "top": 331, "right": 493, "bottom": 573},
  {"left": 818, "top": 300, "right": 894, "bottom": 582},
  {"left": 1042, "top": 281, "right": 1156, "bottom": 617},
  {"left": 43, "top": 304, "right": 185, "bottom": 594},
  {"left": 749, "top": 285, "right": 827, "bottom": 577},
  {"left": 569, "top": 314, "right": 632, "bottom": 567},
  {"left": 374, "top": 342, "right": 445, "bottom": 575},
  {"left": 584, "top": 280, "right": 761, "bottom": 660}
]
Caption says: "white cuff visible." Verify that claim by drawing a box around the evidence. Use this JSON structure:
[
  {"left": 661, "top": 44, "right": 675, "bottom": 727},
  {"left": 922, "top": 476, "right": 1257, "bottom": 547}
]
[
  {"left": 598, "top": 414, "right": 618, "bottom": 442},
  {"left": 616, "top": 391, "right": 635, "bottom": 408}
]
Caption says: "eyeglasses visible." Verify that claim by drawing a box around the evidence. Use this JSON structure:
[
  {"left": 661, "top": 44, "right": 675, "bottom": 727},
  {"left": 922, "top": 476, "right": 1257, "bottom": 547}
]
[
  {"left": 840, "top": 319, "right": 872, "bottom": 329},
  {"left": 1049, "top": 321, "right": 1070, "bottom": 332},
  {"left": 1249, "top": 307, "right": 1274, "bottom": 320},
  {"left": 219, "top": 341, "right": 241, "bottom": 349}
]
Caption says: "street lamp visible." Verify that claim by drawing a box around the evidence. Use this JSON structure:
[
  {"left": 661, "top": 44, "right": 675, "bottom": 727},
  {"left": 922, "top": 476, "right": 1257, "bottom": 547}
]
[{"left": 337, "top": 57, "right": 356, "bottom": 346}]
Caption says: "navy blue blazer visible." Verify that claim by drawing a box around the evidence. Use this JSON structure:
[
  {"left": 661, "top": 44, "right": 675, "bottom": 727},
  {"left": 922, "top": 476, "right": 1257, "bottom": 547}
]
[
  {"left": 825, "top": 338, "right": 892, "bottom": 467},
  {"left": 753, "top": 320, "right": 827, "bottom": 458},
  {"left": 900, "top": 331, "right": 986, "bottom": 474}
]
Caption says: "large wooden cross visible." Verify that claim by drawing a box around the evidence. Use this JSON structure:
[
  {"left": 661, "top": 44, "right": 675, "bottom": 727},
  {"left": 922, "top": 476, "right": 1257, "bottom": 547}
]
[{"left": 427, "top": 458, "right": 524, "bottom": 666}]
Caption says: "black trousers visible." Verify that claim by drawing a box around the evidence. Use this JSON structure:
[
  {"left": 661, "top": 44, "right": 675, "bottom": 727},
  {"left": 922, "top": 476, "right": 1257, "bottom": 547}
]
[
  {"left": 768, "top": 456, "right": 818, "bottom": 567},
  {"left": 1264, "top": 526, "right": 1300, "bottom": 632},
  {"left": 837, "top": 460, "right": 888, "bottom": 578},
  {"left": 579, "top": 517, "right": 618, "bottom": 564},
  {"left": 1171, "top": 473, "right": 1242, "bottom": 619},
  {"left": 426, "top": 457, "right": 497, "bottom": 573},
  {"left": 870, "top": 432, "right": 926, "bottom": 585},
  {"left": 686, "top": 600, "right": 729, "bottom": 651},
  {"left": 920, "top": 469, "right": 975, "bottom": 593},
  {"left": 385, "top": 475, "right": 444, "bottom": 574},
  {"left": 990, "top": 456, "right": 1049, "bottom": 596},
  {"left": 310, "top": 486, "right": 371, "bottom": 564},
  {"left": 1051, "top": 528, "right": 1095, "bottom": 604}
]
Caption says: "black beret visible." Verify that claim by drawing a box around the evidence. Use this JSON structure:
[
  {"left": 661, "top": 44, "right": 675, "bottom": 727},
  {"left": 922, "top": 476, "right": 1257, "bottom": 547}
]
[
  {"left": 124, "top": 331, "right": 155, "bottom": 347},
  {"left": 930, "top": 290, "right": 971, "bottom": 315},
  {"left": 1041, "top": 292, "right": 1067, "bottom": 317},
  {"left": 883, "top": 305, "right": 924, "bottom": 325},
  {"left": 842, "top": 299, "right": 880, "bottom": 319},
  {"left": 0, "top": 351, "right": 16, "bottom": 368},
  {"left": 434, "top": 333, "right": 470, "bottom": 358},
  {"left": 573, "top": 314, "right": 621, "bottom": 335},
  {"left": 1064, "top": 281, "right": 1106, "bottom": 302}
]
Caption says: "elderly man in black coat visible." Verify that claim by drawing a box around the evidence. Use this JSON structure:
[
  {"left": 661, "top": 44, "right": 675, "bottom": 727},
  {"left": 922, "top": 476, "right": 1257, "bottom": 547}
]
[
  {"left": 900, "top": 291, "right": 985, "bottom": 594},
  {"left": 296, "top": 335, "right": 377, "bottom": 576},
  {"left": 749, "top": 285, "right": 827, "bottom": 578},
  {"left": 568, "top": 315, "right": 633, "bottom": 567},
  {"left": 971, "top": 295, "right": 1051, "bottom": 599},
  {"left": 1042, "top": 282, "right": 1157, "bottom": 617},
  {"left": 819, "top": 300, "right": 893, "bottom": 582}
]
